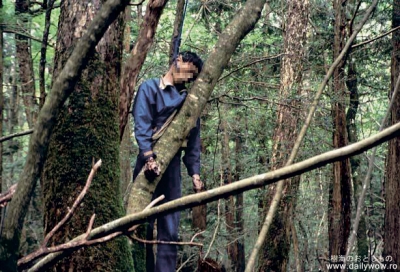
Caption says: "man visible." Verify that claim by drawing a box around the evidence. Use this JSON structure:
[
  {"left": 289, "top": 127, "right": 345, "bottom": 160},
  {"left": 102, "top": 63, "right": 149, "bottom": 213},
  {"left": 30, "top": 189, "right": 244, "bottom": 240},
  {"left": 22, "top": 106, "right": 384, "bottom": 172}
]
[{"left": 132, "top": 51, "right": 204, "bottom": 272}]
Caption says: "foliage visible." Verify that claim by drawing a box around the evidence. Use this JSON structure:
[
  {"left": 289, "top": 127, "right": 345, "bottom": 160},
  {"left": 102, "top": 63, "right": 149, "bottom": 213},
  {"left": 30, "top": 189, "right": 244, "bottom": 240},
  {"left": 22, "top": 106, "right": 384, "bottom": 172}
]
[{"left": 0, "top": 0, "right": 397, "bottom": 270}]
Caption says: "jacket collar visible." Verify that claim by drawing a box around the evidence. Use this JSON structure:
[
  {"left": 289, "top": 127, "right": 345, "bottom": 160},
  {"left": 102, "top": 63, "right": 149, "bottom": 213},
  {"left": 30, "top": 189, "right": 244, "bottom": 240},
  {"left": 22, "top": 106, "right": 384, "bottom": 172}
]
[{"left": 159, "top": 77, "right": 173, "bottom": 90}]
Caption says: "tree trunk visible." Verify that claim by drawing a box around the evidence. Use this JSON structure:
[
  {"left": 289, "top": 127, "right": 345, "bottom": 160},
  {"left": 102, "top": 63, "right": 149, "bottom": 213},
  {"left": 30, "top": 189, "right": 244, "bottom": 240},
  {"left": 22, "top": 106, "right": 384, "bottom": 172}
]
[
  {"left": 15, "top": 0, "right": 37, "bottom": 128},
  {"left": 258, "top": 0, "right": 309, "bottom": 271},
  {"left": 125, "top": 2, "right": 265, "bottom": 270},
  {"left": 221, "top": 104, "right": 239, "bottom": 271},
  {"left": 0, "top": 0, "right": 134, "bottom": 269},
  {"left": 39, "top": 0, "right": 56, "bottom": 109},
  {"left": 41, "top": 0, "right": 133, "bottom": 270},
  {"left": 0, "top": 0, "right": 3, "bottom": 225},
  {"left": 118, "top": 0, "right": 168, "bottom": 139},
  {"left": 384, "top": 0, "right": 400, "bottom": 267},
  {"left": 328, "top": 0, "right": 352, "bottom": 268},
  {"left": 346, "top": 57, "right": 368, "bottom": 261},
  {"left": 234, "top": 116, "right": 245, "bottom": 272}
]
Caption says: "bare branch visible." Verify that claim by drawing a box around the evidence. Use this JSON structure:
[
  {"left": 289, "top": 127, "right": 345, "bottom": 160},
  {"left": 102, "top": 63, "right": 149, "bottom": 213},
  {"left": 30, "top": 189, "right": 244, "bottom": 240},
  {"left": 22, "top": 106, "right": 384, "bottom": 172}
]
[
  {"left": 129, "top": 233, "right": 203, "bottom": 247},
  {"left": 27, "top": 120, "right": 400, "bottom": 271},
  {"left": 17, "top": 160, "right": 102, "bottom": 268},
  {"left": 352, "top": 25, "right": 400, "bottom": 49},
  {"left": 0, "top": 129, "right": 33, "bottom": 143}
]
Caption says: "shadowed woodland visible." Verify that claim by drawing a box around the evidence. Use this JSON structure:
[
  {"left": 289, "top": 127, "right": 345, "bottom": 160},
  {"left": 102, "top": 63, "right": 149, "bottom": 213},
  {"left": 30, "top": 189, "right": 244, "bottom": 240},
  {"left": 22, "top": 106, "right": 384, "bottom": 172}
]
[{"left": 0, "top": 0, "right": 400, "bottom": 271}]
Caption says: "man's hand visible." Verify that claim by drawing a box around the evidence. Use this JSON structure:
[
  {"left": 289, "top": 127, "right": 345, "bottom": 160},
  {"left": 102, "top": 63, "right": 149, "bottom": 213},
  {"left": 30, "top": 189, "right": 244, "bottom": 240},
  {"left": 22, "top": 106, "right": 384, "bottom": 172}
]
[
  {"left": 144, "top": 157, "right": 160, "bottom": 181},
  {"left": 192, "top": 174, "right": 203, "bottom": 193}
]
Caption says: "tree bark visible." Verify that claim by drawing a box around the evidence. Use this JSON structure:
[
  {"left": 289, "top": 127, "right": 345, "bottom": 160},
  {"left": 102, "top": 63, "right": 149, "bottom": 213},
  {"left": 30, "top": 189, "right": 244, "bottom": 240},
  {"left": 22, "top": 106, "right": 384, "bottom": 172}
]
[
  {"left": 221, "top": 104, "right": 239, "bottom": 271},
  {"left": 39, "top": 0, "right": 56, "bottom": 109},
  {"left": 118, "top": 0, "right": 168, "bottom": 140},
  {"left": 0, "top": 0, "right": 134, "bottom": 270},
  {"left": 384, "top": 0, "right": 400, "bottom": 267},
  {"left": 15, "top": 0, "right": 37, "bottom": 128},
  {"left": 0, "top": 0, "right": 4, "bottom": 225},
  {"left": 329, "top": 0, "right": 352, "bottom": 267},
  {"left": 40, "top": 0, "right": 133, "bottom": 270},
  {"left": 234, "top": 117, "right": 245, "bottom": 272},
  {"left": 258, "top": 0, "right": 309, "bottom": 271}
]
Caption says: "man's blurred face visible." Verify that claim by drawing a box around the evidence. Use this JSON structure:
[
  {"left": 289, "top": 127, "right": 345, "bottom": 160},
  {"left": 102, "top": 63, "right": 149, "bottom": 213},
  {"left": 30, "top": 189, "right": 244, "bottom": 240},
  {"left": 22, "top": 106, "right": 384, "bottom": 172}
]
[{"left": 172, "top": 56, "right": 199, "bottom": 84}]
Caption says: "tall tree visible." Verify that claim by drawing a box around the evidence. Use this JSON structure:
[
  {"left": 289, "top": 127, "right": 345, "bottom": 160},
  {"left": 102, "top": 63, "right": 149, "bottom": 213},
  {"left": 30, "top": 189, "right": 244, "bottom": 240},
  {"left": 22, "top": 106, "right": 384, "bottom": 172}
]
[
  {"left": 41, "top": 0, "right": 133, "bottom": 270},
  {"left": 0, "top": 0, "right": 134, "bottom": 269},
  {"left": 220, "top": 104, "right": 240, "bottom": 271},
  {"left": 384, "top": 0, "right": 400, "bottom": 267},
  {"left": 15, "top": 0, "right": 37, "bottom": 128},
  {"left": 328, "top": 0, "right": 352, "bottom": 267},
  {"left": 234, "top": 115, "right": 245, "bottom": 272},
  {"left": 258, "top": 0, "right": 309, "bottom": 271},
  {"left": 0, "top": 0, "right": 3, "bottom": 225}
]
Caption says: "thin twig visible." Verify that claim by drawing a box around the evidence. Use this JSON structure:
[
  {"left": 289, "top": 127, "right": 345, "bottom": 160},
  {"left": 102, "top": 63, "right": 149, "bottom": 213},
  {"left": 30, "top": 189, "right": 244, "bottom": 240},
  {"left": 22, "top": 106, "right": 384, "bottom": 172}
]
[
  {"left": 0, "top": 129, "right": 33, "bottom": 143},
  {"left": 352, "top": 25, "right": 400, "bottom": 49},
  {"left": 218, "top": 54, "right": 284, "bottom": 82}
]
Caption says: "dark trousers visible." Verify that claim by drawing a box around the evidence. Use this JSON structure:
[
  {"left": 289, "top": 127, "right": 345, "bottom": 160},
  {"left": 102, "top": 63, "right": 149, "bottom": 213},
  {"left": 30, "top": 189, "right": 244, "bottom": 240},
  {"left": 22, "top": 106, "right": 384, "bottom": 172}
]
[{"left": 133, "top": 152, "right": 182, "bottom": 272}]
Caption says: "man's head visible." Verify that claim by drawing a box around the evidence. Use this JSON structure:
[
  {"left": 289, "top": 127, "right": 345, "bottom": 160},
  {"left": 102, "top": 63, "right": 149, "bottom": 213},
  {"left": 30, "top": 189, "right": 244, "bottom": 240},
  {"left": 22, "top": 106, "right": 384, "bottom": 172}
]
[{"left": 171, "top": 51, "right": 203, "bottom": 84}]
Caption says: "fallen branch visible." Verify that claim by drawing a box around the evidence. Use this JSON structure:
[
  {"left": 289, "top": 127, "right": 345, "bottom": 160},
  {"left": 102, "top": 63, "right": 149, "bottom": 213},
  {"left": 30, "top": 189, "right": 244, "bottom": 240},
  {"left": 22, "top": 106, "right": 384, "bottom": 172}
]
[
  {"left": 0, "top": 184, "right": 18, "bottom": 207},
  {"left": 27, "top": 120, "right": 400, "bottom": 271},
  {"left": 22, "top": 194, "right": 165, "bottom": 271},
  {"left": 18, "top": 160, "right": 102, "bottom": 268}
]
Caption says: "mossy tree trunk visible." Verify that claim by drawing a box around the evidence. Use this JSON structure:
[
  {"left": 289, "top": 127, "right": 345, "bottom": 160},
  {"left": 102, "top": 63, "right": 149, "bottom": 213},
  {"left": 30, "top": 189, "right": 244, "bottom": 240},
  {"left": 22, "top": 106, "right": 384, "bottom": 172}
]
[
  {"left": 258, "top": 0, "right": 309, "bottom": 271},
  {"left": 41, "top": 0, "right": 133, "bottom": 270},
  {"left": 0, "top": 0, "right": 133, "bottom": 270},
  {"left": 384, "top": 0, "right": 400, "bottom": 267},
  {"left": 329, "top": 0, "right": 352, "bottom": 268}
]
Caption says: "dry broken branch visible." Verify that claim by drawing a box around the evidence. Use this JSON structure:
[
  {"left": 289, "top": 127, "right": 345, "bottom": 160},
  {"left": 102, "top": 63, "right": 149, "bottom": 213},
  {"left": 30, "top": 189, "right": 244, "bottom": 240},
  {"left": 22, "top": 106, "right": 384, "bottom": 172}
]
[
  {"left": 18, "top": 160, "right": 102, "bottom": 268},
  {"left": 21, "top": 194, "right": 165, "bottom": 271},
  {"left": 27, "top": 120, "right": 400, "bottom": 271}
]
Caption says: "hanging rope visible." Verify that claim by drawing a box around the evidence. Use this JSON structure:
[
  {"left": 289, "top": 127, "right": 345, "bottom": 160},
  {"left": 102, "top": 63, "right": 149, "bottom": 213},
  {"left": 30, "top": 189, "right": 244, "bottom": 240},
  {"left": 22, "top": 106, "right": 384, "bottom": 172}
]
[{"left": 172, "top": 0, "right": 189, "bottom": 60}]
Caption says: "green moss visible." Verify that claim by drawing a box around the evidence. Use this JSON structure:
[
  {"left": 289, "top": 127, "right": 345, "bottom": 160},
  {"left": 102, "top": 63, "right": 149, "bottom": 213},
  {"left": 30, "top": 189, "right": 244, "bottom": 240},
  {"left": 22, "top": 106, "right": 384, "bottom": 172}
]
[{"left": 42, "top": 56, "right": 133, "bottom": 271}]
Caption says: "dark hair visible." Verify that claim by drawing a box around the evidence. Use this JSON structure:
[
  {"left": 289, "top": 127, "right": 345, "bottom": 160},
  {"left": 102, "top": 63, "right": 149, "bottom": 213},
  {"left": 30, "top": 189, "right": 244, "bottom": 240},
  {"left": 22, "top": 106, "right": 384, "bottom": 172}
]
[{"left": 177, "top": 51, "right": 204, "bottom": 75}]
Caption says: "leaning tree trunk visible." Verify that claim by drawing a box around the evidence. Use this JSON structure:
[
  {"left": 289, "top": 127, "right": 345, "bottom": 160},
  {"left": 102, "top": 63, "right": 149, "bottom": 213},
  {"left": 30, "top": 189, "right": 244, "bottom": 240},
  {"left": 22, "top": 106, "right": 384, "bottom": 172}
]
[
  {"left": 41, "top": 0, "right": 133, "bottom": 270},
  {"left": 258, "top": 0, "right": 309, "bottom": 271},
  {"left": 384, "top": 0, "right": 400, "bottom": 267},
  {"left": 125, "top": 1, "right": 265, "bottom": 269},
  {"left": 126, "top": 0, "right": 266, "bottom": 217},
  {"left": 328, "top": 0, "right": 352, "bottom": 268}
]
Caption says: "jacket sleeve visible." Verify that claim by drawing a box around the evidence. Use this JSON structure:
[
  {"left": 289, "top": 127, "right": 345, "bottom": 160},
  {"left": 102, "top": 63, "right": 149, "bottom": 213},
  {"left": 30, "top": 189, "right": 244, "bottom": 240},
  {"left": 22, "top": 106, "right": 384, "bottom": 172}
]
[
  {"left": 183, "top": 118, "right": 201, "bottom": 176},
  {"left": 133, "top": 82, "right": 155, "bottom": 154}
]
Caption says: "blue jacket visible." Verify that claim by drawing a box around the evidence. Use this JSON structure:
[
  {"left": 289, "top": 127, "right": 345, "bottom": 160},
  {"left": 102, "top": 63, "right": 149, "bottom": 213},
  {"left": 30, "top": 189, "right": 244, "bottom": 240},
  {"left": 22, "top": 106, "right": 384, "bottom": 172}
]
[{"left": 133, "top": 78, "right": 201, "bottom": 176}]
